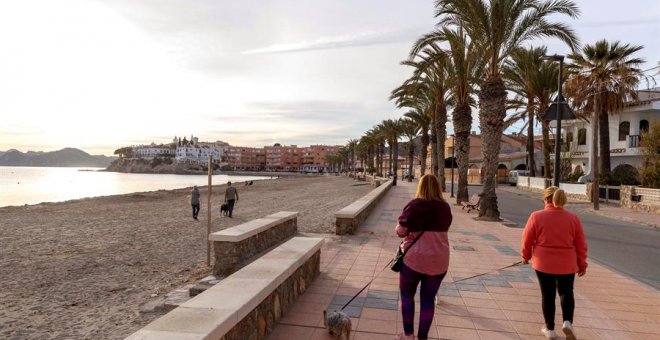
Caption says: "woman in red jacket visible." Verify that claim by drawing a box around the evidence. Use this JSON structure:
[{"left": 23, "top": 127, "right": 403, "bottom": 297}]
[
  {"left": 395, "top": 174, "right": 452, "bottom": 340},
  {"left": 521, "top": 186, "right": 588, "bottom": 340}
]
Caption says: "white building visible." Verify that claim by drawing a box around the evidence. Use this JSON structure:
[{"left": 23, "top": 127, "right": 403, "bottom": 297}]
[
  {"left": 132, "top": 143, "right": 175, "bottom": 159},
  {"left": 553, "top": 88, "right": 659, "bottom": 181}
]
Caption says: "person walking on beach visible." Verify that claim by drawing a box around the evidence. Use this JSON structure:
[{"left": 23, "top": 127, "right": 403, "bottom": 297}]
[
  {"left": 521, "top": 186, "right": 588, "bottom": 340},
  {"left": 224, "top": 181, "right": 238, "bottom": 218},
  {"left": 395, "top": 174, "right": 452, "bottom": 340},
  {"left": 190, "top": 185, "right": 200, "bottom": 220}
]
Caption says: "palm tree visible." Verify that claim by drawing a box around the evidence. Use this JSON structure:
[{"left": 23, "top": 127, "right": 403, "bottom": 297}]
[
  {"left": 381, "top": 119, "right": 402, "bottom": 185},
  {"left": 404, "top": 109, "right": 431, "bottom": 177},
  {"left": 414, "top": 27, "right": 482, "bottom": 204},
  {"left": 504, "top": 46, "right": 559, "bottom": 178},
  {"left": 435, "top": 0, "right": 580, "bottom": 220},
  {"left": 565, "top": 40, "right": 646, "bottom": 181},
  {"left": 345, "top": 139, "right": 359, "bottom": 178},
  {"left": 400, "top": 117, "right": 420, "bottom": 182}
]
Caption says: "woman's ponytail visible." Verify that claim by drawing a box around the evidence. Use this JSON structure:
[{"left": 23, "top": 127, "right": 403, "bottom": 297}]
[{"left": 552, "top": 189, "right": 567, "bottom": 208}]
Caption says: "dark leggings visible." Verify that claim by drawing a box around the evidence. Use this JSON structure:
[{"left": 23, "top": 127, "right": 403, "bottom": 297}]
[
  {"left": 399, "top": 263, "right": 446, "bottom": 340},
  {"left": 535, "top": 270, "right": 575, "bottom": 330},
  {"left": 191, "top": 204, "right": 200, "bottom": 218}
]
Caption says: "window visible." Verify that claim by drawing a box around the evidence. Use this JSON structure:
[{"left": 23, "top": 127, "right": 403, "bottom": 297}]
[
  {"left": 618, "top": 122, "right": 630, "bottom": 141},
  {"left": 566, "top": 132, "right": 574, "bottom": 143},
  {"left": 578, "top": 128, "right": 587, "bottom": 145},
  {"left": 640, "top": 120, "right": 649, "bottom": 135}
]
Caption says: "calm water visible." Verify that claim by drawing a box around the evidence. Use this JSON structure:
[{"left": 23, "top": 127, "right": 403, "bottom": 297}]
[{"left": 0, "top": 166, "right": 269, "bottom": 207}]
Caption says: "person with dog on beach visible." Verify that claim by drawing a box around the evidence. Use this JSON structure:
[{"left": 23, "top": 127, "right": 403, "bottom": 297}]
[
  {"left": 190, "top": 185, "right": 200, "bottom": 220},
  {"left": 224, "top": 181, "right": 238, "bottom": 218},
  {"left": 521, "top": 186, "right": 588, "bottom": 340},
  {"left": 395, "top": 174, "right": 452, "bottom": 340}
]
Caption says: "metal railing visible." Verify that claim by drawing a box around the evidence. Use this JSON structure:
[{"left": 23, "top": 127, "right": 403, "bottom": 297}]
[{"left": 628, "top": 135, "right": 640, "bottom": 148}]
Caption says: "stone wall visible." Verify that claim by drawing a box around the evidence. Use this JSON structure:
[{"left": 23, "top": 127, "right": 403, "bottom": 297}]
[
  {"left": 335, "top": 180, "right": 392, "bottom": 235},
  {"left": 220, "top": 251, "right": 320, "bottom": 340},
  {"left": 620, "top": 185, "right": 660, "bottom": 214},
  {"left": 213, "top": 217, "right": 297, "bottom": 276}
]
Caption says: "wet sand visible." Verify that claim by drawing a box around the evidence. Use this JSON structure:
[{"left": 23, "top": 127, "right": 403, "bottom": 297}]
[{"left": 0, "top": 175, "right": 372, "bottom": 339}]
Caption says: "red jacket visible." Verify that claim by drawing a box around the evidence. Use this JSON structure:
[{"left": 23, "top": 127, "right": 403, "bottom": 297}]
[{"left": 521, "top": 203, "right": 588, "bottom": 274}]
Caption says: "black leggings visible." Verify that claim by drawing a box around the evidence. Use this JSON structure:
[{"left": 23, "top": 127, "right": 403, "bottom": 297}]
[{"left": 535, "top": 271, "right": 575, "bottom": 330}]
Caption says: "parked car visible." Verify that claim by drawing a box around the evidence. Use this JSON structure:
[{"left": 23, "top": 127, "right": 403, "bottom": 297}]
[{"left": 508, "top": 170, "right": 530, "bottom": 186}]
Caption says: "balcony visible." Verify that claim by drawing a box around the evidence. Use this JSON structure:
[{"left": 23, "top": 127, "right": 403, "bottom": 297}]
[{"left": 628, "top": 135, "right": 640, "bottom": 148}]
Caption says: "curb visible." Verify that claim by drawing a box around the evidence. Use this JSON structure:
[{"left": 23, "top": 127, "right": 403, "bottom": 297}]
[{"left": 589, "top": 209, "right": 659, "bottom": 230}]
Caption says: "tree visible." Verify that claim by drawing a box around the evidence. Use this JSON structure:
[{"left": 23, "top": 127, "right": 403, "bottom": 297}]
[
  {"left": 435, "top": 0, "right": 580, "bottom": 220},
  {"left": 414, "top": 27, "right": 483, "bottom": 204},
  {"left": 640, "top": 121, "right": 660, "bottom": 188},
  {"left": 381, "top": 119, "right": 402, "bottom": 185},
  {"left": 346, "top": 139, "right": 359, "bottom": 177},
  {"left": 565, "top": 40, "right": 646, "bottom": 180},
  {"left": 113, "top": 147, "right": 134, "bottom": 158},
  {"left": 400, "top": 117, "right": 420, "bottom": 182}
]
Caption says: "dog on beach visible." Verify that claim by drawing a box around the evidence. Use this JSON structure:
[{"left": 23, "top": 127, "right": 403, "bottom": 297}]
[
  {"left": 220, "top": 203, "right": 229, "bottom": 216},
  {"left": 323, "top": 309, "right": 351, "bottom": 339}
]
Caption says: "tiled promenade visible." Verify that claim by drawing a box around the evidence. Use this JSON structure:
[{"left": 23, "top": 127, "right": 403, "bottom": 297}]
[{"left": 269, "top": 181, "right": 660, "bottom": 339}]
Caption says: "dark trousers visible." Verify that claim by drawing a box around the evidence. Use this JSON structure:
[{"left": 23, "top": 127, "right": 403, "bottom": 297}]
[
  {"left": 399, "top": 263, "right": 446, "bottom": 339},
  {"left": 535, "top": 270, "right": 575, "bottom": 330},
  {"left": 191, "top": 204, "right": 200, "bottom": 218},
  {"left": 226, "top": 199, "right": 235, "bottom": 217}
]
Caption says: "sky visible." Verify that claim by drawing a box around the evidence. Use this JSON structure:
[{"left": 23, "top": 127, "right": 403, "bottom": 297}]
[{"left": 0, "top": 0, "right": 658, "bottom": 156}]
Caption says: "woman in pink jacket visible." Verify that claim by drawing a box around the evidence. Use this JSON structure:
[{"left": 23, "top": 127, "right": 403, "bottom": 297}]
[
  {"left": 395, "top": 174, "right": 452, "bottom": 340},
  {"left": 521, "top": 186, "right": 588, "bottom": 340}
]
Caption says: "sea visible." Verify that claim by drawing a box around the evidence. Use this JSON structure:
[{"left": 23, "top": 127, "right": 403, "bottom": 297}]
[{"left": 0, "top": 166, "right": 270, "bottom": 208}]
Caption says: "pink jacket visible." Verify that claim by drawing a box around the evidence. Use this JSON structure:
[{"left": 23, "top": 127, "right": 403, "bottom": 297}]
[
  {"left": 521, "top": 203, "right": 588, "bottom": 274},
  {"left": 396, "top": 199, "right": 452, "bottom": 276}
]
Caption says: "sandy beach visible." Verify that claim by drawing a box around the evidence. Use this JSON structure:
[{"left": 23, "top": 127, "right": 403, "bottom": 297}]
[{"left": 0, "top": 175, "right": 372, "bottom": 339}]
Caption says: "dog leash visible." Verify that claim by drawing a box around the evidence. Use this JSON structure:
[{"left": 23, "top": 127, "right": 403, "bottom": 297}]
[
  {"left": 339, "top": 258, "right": 395, "bottom": 310},
  {"left": 451, "top": 261, "right": 524, "bottom": 284},
  {"left": 338, "top": 260, "right": 523, "bottom": 310}
]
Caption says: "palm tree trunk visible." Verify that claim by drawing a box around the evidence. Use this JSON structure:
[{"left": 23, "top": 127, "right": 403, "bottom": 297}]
[
  {"left": 379, "top": 141, "right": 385, "bottom": 176},
  {"left": 431, "top": 114, "right": 438, "bottom": 177},
  {"left": 389, "top": 144, "right": 393, "bottom": 175},
  {"left": 527, "top": 99, "right": 536, "bottom": 177},
  {"left": 408, "top": 138, "right": 415, "bottom": 182},
  {"left": 374, "top": 145, "right": 379, "bottom": 176},
  {"left": 420, "top": 132, "right": 429, "bottom": 176},
  {"left": 393, "top": 140, "right": 399, "bottom": 185},
  {"left": 599, "top": 106, "right": 611, "bottom": 179},
  {"left": 477, "top": 76, "right": 507, "bottom": 221},
  {"left": 542, "top": 120, "right": 551, "bottom": 178},
  {"left": 452, "top": 103, "right": 471, "bottom": 204},
  {"left": 435, "top": 96, "right": 447, "bottom": 191}
]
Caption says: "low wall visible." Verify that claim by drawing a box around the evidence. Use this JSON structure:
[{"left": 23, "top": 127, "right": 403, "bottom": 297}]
[
  {"left": 210, "top": 211, "right": 298, "bottom": 276},
  {"left": 126, "top": 237, "right": 323, "bottom": 340},
  {"left": 559, "top": 183, "right": 589, "bottom": 201},
  {"left": 517, "top": 176, "right": 550, "bottom": 193},
  {"left": 335, "top": 179, "right": 392, "bottom": 235},
  {"left": 621, "top": 186, "right": 660, "bottom": 214}
]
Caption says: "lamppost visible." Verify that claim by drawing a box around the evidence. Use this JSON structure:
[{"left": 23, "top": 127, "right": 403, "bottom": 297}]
[
  {"left": 541, "top": 54, "right": 565, "bottom": 187},
  {"left": 451, "top": 134, "right": 455, "bottom": 198}
]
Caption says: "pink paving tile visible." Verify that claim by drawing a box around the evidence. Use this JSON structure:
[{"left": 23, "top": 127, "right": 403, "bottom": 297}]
[
  {"left": 619, "top": 320, "right": 660, "bottom": 334},
  {"left": 467, "top": 306, "right": 508, "bottom": 320},
  {"left": 590, "top": 328, "right": 646, "bottom": 340},
  {"left": 508, "top": 320, "right": 544, "bottom": 335},
  {"left": 471, "top": 317, "right": 516, "bottom": 333},
  {"left": 298, "top": 292, "right": 334, "bottom": 304},
  {"left": 476, "top": 330, "right": 521, "bottom": 340},
  {"left": 310, "top": 328, "right": 342, "bottom": 340},
  {"left": 279, "top": 311, "right": 323, "bottom": 327},
  {"left": 360, "top": 307, "right": 398, "bottom": 321},
  {"left": 502, "top": 310, "right": 543, "bottom": 323},
  {"left": 356, "top": 318, "right": 398, "bottom": 334},
  {"left": 463, "top": 297, "right": 500, "bottom": 309},
  {"left": 460, "top": 291, "right": 493, "bottom": 300},
  {"left": 289, "top": 301, "right": 327, "bottom": 314},
  {"left": 434, "top": 314, "right": 475, "bottom": 329},
  {"left": 436, "top": 326, "right": 480, "bottom": 339},
  {"left": 496, "top": 301, "right": 538, "bottom": 312},
  {"left": 436, "top": 303, "right": 470, "bottom": 316},
  {"left": 267, "top": 324, "right": 315, "bottom": 340}
]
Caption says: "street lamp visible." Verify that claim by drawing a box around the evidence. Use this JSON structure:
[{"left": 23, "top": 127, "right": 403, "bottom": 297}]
[
  {"left": 451, "top": 134, "right": 455, "bottom": 198},
  {"left": 540, "top": 54, "right": 565, "bottom": 187}
]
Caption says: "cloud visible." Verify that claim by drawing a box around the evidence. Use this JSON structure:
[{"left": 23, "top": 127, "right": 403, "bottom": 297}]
[{"left": 241, "top": 29, "right": 418, "bottom": 55}]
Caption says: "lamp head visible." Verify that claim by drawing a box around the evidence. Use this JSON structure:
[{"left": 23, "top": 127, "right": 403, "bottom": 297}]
[{"left": 540, "top": 54, "right": 565, "bottom": 62}]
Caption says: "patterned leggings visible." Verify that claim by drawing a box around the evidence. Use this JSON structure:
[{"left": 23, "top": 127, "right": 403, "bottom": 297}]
[{"left": 399, "top": 263, "right": 446, "bottom": 340}]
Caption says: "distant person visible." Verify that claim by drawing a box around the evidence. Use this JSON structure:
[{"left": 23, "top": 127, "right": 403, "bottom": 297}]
[
  {"left": 395, "top": 174, "right": 452, "bottom": 340},
  {"left": 190, "top": 186, "right": 200, "bottom": 220},
  {"left": 224, "top": 181, "right": 238, "bottom": 218},
  {"left": 521, "top": 186, "right": 588, "bottom": 340}
]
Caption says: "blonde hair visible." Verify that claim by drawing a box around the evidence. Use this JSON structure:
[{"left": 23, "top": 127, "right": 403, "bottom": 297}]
[
  {"left": 416, "top": 174, "right": 445, "bottom": 202},
  {"left": 543, "top": 186, "right": 567, "bottom": 208}
]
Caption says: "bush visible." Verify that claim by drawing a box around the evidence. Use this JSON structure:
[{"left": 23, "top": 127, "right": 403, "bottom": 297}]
[{"left": 640, "top": 121, "right": 660, "bottom": 188}]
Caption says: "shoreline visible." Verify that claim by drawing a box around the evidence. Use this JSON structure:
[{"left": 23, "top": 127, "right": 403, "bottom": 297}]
[{"left": 0, "top": 176, "right": 372, "bottom": 339}]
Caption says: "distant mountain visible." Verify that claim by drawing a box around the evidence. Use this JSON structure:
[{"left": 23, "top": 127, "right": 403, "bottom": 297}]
[{"left": 0, "top": 148, "right": 117, "bottom": 167}]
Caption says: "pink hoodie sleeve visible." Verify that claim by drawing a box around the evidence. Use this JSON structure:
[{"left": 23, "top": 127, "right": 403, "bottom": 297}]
[
  {"left": 574, "top": 217, "right": 588, "bottom": 271},
  {"left": 521, "top": 213, "right": 536, "bottom": 262},
  {"left": 395, "top": 224, "right": 409, "bottom": 238}
]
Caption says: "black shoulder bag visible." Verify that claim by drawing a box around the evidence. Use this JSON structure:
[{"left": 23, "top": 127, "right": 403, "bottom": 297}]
[{"left": 390, "top": 230, "right": 425, "bottom": 272}]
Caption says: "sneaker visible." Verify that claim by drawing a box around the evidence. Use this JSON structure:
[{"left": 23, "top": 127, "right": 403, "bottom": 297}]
[
  {"left": 541, "top": 327, "right": 558, "bottom": 339},
  {"left": 562, "top": 321, "right": 576, "bottom": 340}
]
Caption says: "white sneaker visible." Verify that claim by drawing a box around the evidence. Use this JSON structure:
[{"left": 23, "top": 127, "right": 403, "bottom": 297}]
[
  {"left": 562, "top": 321, "right": 577, "bottom": 340},
  {"left": 541, "top": 327, "right": 558, "bottom": 339}
]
